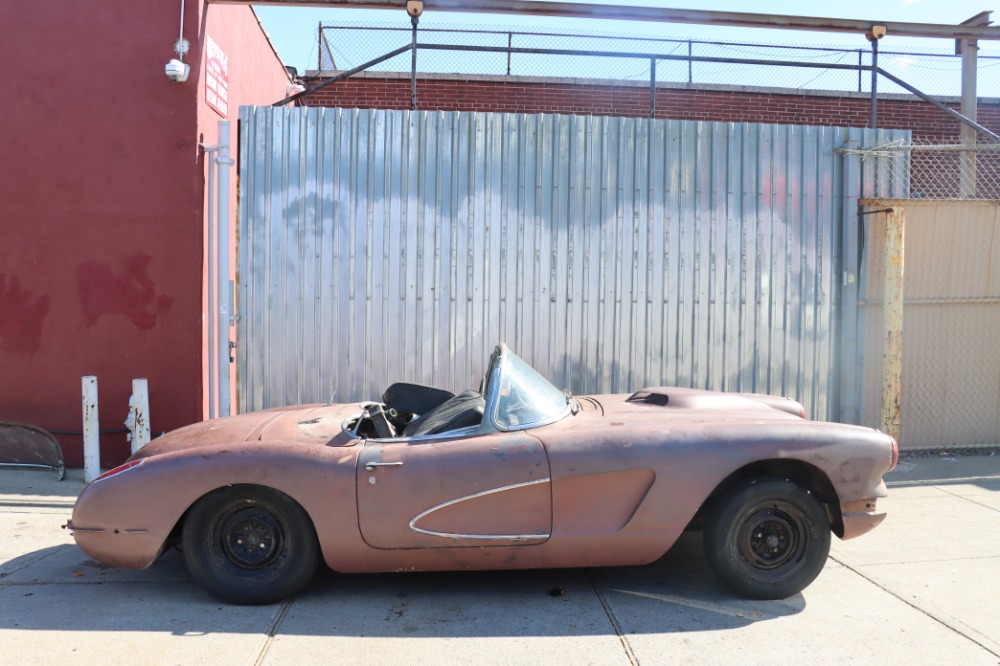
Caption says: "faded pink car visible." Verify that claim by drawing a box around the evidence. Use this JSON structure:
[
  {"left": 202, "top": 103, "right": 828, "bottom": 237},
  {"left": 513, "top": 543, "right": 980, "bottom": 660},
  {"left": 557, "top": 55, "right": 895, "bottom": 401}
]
[{"left": 68, "top": 343, "right": 897, "bottom": 604}]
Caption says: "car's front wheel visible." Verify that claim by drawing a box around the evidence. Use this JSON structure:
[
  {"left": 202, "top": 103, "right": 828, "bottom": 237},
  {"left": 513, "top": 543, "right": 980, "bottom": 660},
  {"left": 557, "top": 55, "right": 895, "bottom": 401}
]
[
  {"left": 182, "top": 485, "right": 320, "bottom": 605},
  {"left": 704, "top": 478, "right": 831, "bottom": 600}
]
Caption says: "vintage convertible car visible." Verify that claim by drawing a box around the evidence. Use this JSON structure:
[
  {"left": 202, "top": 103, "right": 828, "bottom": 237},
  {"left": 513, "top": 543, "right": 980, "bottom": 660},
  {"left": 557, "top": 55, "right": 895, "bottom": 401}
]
[{"left": 68, "top": 343, "right": 897, "bottom": 604}]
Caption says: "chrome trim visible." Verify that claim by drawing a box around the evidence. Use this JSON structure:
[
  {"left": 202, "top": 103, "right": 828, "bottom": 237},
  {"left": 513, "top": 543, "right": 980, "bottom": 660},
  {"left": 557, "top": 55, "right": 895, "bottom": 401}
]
[
  {"left": 408, "top": 477, "right": 551, "bottom": 541},
  {"left": 370, "top": 424, "right": 481, "bottom": 443},
  {"left": 67, "top": 526, "right": 104, "bottom": 533},
  {"left": 495, "top": 406, "right": 571, "bottom": 432},
  {"left": 483, "top": 344, "right": 571, "bottom": 432}
]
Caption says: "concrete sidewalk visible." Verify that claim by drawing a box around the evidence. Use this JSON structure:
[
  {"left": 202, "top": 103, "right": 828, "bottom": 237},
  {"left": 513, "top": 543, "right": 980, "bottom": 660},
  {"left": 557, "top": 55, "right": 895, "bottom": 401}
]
[{"left": 1, "top": 454, "right": 998, "bottom": 665}]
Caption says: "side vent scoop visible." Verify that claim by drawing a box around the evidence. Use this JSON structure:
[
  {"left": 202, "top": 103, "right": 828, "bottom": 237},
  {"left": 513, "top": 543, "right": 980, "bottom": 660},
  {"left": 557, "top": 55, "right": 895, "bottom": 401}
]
[{"left": 626, "top": 390, "right": 670, "bottom": 406}]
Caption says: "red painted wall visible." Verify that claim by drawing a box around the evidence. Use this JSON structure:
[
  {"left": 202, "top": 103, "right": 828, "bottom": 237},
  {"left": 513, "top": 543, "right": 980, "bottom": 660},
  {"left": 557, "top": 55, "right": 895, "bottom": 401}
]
[
  {"left": 302, "top": 75, "right": 1000, "bottom": 141},
  {"left": 0, "top": 3, "right": 288, "bottom": 468}
]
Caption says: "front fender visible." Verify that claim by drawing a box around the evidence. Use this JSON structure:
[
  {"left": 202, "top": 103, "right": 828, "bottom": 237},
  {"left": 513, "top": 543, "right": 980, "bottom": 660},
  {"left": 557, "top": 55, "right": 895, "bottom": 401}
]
[{"left": 69, "top": 441, "right": 359, "bottom": 569}]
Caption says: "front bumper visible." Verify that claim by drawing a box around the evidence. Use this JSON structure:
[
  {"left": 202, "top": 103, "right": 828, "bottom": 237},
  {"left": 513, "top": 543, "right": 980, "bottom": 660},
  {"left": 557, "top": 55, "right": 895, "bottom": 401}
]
[
  {"left": 840, "top": 499, "right": 887, "bottom": 540},
  {"left": 64, "top": 519, "right": 164, "bottom": 570}
]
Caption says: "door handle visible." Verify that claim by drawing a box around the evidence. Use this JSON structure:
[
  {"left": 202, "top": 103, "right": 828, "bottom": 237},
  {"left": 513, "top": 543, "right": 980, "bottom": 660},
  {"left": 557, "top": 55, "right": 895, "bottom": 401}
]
[{"left": 365, "top": 461, "right": 404, "bottom": 472}]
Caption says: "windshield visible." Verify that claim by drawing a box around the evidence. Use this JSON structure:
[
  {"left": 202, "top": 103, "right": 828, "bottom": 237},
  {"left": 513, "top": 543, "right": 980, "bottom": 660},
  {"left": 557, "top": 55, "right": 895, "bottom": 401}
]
[{"left": 492, "top": 349, "right": 570, "bottom": 429}]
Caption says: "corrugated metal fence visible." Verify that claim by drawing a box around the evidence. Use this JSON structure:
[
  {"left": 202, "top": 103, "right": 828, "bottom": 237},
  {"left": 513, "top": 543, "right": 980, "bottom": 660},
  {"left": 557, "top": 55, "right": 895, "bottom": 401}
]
[{"left": 238, "top": 106, "right": 902, "bottom": 419}]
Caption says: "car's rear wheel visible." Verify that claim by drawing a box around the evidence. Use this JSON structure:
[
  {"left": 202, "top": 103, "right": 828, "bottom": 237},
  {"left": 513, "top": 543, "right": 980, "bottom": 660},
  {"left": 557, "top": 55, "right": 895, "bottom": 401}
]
[
  {"left": 704, "top": 478, "right": 830, "bottom": 600},
  {"left": 182, "top": 485, "right": 320, "bottom": 605}
]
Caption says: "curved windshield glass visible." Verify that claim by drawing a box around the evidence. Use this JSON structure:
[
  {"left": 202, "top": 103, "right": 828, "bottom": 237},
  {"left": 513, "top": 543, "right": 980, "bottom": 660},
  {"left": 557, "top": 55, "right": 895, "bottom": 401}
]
[{"left": 493, "top": 350, "right": 570, "bottom": 429}]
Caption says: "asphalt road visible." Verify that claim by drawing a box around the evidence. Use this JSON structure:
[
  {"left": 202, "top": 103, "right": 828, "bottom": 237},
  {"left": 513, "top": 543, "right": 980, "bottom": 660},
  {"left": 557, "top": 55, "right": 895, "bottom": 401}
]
[{"left": 1, "top": 454, "right": 998, "bottom": 665}]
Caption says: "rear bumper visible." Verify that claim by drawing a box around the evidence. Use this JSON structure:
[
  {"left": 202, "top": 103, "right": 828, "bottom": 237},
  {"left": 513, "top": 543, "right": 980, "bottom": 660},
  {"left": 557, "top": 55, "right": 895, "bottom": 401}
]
[{"left": 840, "top": 499, "right": 887, "bottom": 540}]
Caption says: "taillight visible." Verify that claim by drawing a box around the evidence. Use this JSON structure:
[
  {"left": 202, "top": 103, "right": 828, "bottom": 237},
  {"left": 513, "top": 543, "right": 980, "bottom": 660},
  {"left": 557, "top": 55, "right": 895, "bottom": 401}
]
[
  {"left": 888, "top": 435, "right": 899, "bottom": 471},
  {"left": 93, "top": 459, "right": 144, "bottom": 482}
]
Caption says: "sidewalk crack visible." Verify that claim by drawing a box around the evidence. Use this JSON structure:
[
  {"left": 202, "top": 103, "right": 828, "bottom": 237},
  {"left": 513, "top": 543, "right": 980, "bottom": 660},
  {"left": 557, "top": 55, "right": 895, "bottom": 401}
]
[
  {"left": 587, "top": 570, "right": 640, "bottom": 666},
  {"left": 250, "top": 594, "right": 295, "bottom": 666},
  {"left": 830, "top": 554, "right": 1000, "bottom": 659}
]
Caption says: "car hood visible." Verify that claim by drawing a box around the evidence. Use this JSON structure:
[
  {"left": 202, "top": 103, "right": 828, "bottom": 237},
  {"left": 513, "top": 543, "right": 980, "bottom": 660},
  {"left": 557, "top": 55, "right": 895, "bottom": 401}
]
[{"left": 131, "top": 403, "right": 364, "bottom": 460}]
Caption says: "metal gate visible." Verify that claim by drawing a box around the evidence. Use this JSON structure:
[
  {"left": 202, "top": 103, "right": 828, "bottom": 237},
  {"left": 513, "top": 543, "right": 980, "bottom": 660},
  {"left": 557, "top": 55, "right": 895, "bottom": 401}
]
[
  {"left": 237, "top": 106, "right": 902, "bottom": 419},
  {"left": 860, "top": 200, "right": 1000, "bottom": 447}
]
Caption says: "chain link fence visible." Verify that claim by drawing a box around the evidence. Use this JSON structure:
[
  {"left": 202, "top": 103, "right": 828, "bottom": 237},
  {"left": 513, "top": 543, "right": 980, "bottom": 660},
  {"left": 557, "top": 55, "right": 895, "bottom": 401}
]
[
  {"left": 860, "top": 198, "right": 1000, "bottom": 449},
  {"left": 851, "top": 138, "right": 1000, "bottom": 203},
  {"left": 316, "top": 21, "right": 1000, "bottom": 98}
]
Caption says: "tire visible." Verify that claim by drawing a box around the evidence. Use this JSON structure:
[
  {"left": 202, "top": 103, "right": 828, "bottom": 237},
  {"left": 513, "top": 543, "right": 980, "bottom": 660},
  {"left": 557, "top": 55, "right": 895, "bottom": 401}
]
[
  {"left": 182, "top": 485, "right": 320, "bottom": 605},
  {"left": 704, "top": 478, "right": 831, "bottom": 600}
]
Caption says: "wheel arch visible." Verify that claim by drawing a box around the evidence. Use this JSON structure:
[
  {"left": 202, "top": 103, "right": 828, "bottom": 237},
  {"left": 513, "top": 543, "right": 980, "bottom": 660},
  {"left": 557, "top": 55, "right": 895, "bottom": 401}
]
[
  {"left": 166, "top": 482, "right": 322, "bottom": 553},
  {"left": 689, "top": 458, "right": 845, "bottom": 538}
]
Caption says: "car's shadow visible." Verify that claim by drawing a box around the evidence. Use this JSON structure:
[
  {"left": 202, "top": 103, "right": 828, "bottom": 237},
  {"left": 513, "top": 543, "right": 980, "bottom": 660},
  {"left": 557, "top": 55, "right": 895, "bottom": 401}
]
[
  {"left": 294, "top": 532, "right": 805, "bottom": 637},
  {"left": 0, "top": 532, "right": 805, "bottom": 636}
]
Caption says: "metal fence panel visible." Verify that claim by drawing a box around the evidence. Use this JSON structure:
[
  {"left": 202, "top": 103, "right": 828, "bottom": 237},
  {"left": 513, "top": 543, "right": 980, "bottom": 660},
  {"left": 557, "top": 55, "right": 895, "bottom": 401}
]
[
  {"left": 860, "top": 201, "right": 1000, "bottom": 447},
  {"left": 238, "top": 106, "right": 887, "bottom": 419}
]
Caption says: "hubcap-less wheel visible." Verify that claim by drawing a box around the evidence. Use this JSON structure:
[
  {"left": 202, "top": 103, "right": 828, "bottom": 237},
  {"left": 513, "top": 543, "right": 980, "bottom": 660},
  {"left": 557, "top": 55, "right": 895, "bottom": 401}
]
[
  {"left": 182, "top": 485, "right": 320, "bottom": 605},
  {"left": 222, "top": 508, "right": 282, "bottom": 569},
  {"left": 704, "top": 478, "right": 831, "bottom": 600},
  {"left": 737, "top": 502, "right": 806, "bottom": 577}
]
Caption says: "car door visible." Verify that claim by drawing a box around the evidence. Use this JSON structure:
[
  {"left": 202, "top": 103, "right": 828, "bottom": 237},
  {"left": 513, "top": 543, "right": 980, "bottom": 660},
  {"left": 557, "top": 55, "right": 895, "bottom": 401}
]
[{"left": 356, "top": 430, "right": 552, "bottom": 549}]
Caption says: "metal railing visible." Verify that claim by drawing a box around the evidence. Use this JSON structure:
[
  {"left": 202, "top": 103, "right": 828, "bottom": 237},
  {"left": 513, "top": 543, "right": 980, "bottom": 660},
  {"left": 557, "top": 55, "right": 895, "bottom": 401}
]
[
  {"left": 316, "top": 22, "right": 1000, "bottom": 98},
  {"left": 283, "top": 32, "right": 1000, "bottom": 146}
]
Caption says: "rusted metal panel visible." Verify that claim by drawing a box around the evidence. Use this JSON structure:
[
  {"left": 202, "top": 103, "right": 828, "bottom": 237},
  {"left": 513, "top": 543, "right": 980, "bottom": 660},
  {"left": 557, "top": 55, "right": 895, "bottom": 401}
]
[
  {"left": 0, "top": 422, "right": 65, "bottom": 479},
  {"left": 238, "top": 107, "right": 898, "bottom": 419}
]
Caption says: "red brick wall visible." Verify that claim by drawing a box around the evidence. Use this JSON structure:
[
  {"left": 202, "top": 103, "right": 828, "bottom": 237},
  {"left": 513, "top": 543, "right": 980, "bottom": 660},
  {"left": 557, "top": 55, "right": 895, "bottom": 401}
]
[{"left": 302, "top": 76, "right": 1000, "bottom": 141}]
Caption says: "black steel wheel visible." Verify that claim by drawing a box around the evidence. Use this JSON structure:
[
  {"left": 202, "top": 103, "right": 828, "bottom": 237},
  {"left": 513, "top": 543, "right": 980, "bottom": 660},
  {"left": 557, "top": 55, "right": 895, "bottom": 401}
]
[
  {"left": 182, "top": 485, "right": 320, "bottom": 605},
  {"left": 704, "top": 478, "right": 831, "bottom": 600}
]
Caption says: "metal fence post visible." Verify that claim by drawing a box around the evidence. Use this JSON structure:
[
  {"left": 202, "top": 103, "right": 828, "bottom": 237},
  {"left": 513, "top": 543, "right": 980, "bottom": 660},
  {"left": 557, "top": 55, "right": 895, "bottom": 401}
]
[
  {"left": 217, "top": 120, "right": 233, "bottom": 417},
  {"left": 411, "top": 14, "right": 419, "bottom": 110},
  {"left": 870, "top": 38, "right": 878, "bottom": 129},
  {"left": 959, "top": 36, "right": 979, "bottom": 197},
  {"left": 881, "top": 207, "right": 904, "bottom": 443},
  {"left": 687, "top": 40, "right": 693, "bottom": 83},
  {"left": 649, "top": 58, "right": 656, "bottom": 117},
  {"left": 507, "top": 32, "right": 512, "bottom": 76},
  {"left": 857, "top": 49, "right": 863, "bottom": 93}
]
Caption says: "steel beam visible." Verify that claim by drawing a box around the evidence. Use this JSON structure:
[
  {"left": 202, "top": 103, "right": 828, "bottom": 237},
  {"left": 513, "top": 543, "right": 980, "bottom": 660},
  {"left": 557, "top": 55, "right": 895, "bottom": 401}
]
[{"left": 222, "top": 0, "right": 1000, "bottom": 40}]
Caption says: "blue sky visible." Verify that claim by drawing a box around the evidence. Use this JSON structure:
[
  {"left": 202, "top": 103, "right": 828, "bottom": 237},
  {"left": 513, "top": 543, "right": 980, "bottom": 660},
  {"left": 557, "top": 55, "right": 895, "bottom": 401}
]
[{"left": 254, "top": 0, "right": 997, "bottom": 73}]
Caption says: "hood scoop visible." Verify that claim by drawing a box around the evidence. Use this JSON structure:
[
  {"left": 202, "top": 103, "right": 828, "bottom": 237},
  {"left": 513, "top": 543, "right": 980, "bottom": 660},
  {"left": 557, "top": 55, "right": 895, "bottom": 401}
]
[{"left": 626, "top": 390, "right": 670, "bottom": 407}]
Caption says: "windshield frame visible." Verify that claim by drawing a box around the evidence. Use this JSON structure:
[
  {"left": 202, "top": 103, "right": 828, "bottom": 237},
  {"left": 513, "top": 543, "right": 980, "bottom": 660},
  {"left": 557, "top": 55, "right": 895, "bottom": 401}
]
[{"left": 482, "top": 344, "right": 571, "bottom": 432}]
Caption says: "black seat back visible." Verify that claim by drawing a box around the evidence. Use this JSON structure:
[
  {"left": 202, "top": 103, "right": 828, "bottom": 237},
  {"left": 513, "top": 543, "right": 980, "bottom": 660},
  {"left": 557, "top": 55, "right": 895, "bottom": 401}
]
[
  {"left": 403, "top": 391, "right": 485, "bottom": 437},
  {"left": 382, "top": 383, "right": 455, "bottom": 416}
]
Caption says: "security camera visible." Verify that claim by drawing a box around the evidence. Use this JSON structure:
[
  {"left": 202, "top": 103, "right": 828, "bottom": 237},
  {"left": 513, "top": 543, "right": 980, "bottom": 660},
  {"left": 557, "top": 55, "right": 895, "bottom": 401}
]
[
  {"left": 866, "top": 25, "right": 887, "bottom": 41},
  {"left": 165, "top": 59, "right": 190, "bottom": 83},
  {"left": 406, "top": 0, "right": 423, "bottom": 17}
]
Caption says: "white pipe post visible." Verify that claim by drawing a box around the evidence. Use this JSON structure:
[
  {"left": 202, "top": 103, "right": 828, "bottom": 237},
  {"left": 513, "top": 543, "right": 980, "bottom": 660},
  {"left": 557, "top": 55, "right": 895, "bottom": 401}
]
[
  {"left": 206, "top": 142, "right": 217, "bottom": 419},
  {"left": 82, "top": 376, "right": 100, "bottom": 483},
  {"left": 131, "top": 378, "right": 151, "bottom": 453},
  {"left": 217, "top": 120, "right": 233, "bottom": 417}
]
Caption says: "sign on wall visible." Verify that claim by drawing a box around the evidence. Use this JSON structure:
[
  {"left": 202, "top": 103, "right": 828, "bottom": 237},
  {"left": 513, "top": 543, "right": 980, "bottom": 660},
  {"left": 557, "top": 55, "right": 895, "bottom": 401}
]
[{"left": 205, "top": 35, "right": 230, "bottom": 118}]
